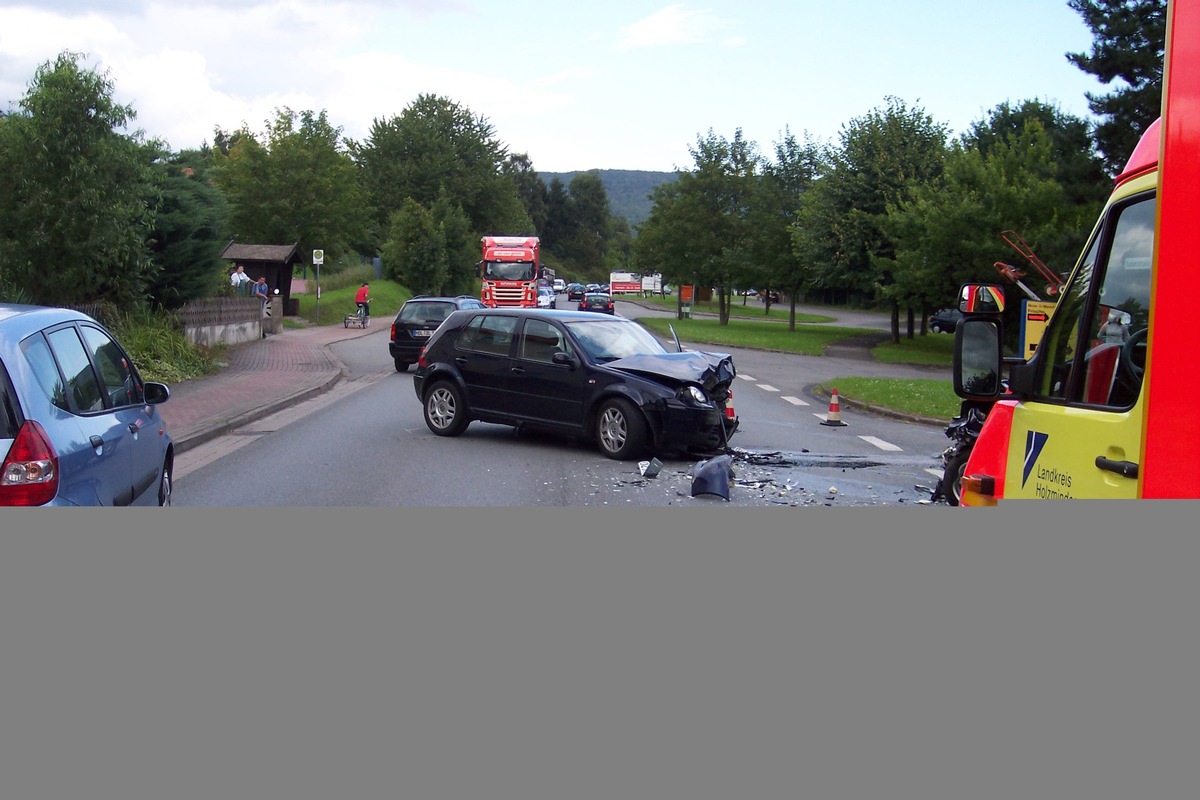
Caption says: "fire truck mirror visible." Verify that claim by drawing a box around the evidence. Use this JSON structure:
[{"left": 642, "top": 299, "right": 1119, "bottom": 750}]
[
  {"left": 953, "top": 318, "right": 1003, "bottom": 399},
  {"left": 959, "top": 284, "right": 1006, "bottom": 315}
]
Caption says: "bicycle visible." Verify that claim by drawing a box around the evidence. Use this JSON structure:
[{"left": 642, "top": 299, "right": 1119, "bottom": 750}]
[{"left": 344, "top": 301, "right": 370, "bottom": 329}]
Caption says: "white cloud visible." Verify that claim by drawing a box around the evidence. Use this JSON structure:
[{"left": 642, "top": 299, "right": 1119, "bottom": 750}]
[{"left": 615, "top": 4, "right": 731, "bottom": 51}]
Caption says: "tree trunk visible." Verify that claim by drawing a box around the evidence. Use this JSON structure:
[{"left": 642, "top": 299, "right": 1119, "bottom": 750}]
[{"left": 891, "top": 301, "right": 900, "bottom": 344}]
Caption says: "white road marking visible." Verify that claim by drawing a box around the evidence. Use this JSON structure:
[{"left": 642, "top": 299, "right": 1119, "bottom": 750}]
[
  {"left": 925, "top": 468, "right": 944, "bottom": 478},
  {"left": 782, "top": 396, "right": 809, "bottom": 406},
  {"left": 737, "top": 374, "right": 756, "bottom": 382},
  {"left": 758, "top": 384, "right": 779, "bottom": 392},
  {"left": 859, "top": 435, "right": 903, "bottom": 452}
]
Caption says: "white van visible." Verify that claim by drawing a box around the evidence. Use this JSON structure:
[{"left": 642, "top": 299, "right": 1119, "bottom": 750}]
[{"left": 553, "top": 278, "right": 566, "bottom": 293}]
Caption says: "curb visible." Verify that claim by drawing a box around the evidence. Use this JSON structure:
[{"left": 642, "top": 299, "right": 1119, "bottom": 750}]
[{"left": 810, "top": 387, "right": 946, "bottom": 429}]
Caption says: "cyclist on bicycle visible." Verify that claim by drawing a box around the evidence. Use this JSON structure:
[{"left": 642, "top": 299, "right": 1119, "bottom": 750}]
[{"left": 355, "top": 282, "right": 370, "bottom": 321}]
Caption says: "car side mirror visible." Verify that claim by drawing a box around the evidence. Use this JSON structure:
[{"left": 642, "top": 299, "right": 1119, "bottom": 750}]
[
  {"left": 552, "top": 352, "right": 577, "bottom": 369},
  {"left": 144, "top": 382, "right": 171, "bottom": 405}
]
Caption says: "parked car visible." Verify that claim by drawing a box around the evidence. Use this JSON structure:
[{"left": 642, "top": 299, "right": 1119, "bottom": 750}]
[
  {"left": 412, "top": 308, "right": 739, "bottom": 460},
  {"left": 578, "top": 292, "right": 615, "bottom": 315},
  {"left": 537, "top": 287, "right": 557, "bottom": 309},
  {"left": 390, "top": 296, "right": 486, "bottom": 372},
  {"left": 928, "top": 307, "right": 964, "bottom": 334},
  {"left": 759, "top": 290, "right": 781, "bottom": 303},
  {"left": 566, "top": 283, "right": 587, "bottom": 302},
  {"left": 1, "top": 304, "right": 174, "bottom": 506}
]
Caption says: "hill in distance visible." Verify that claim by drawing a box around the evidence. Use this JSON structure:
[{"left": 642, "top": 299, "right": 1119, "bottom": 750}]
[{"left": 538, "top": 169, "right": 677, "bottom": 229}]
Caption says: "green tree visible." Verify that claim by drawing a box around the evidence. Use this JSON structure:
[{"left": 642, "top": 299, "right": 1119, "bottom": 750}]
[
  {"left": 756, "top": 128, "right": 823, "bottom": 328},
  {"left": 1067, "top": 0, "right": 1166, "bottom": 174},
  {"left": 145, "top": 149, "right": 232, "bottom": 309},
  {"left": 881, "top": 118, "right": 1083, "bottom": 331},
  {"left": 792, "top": 97, "right": 948, "bottom": 339},
  {"left": 211, "top": 108, "right": 368, "bottom": 273},
  {"left": 381, "top": 198, "right": 448, "bottom": 296},
  {"left": 0, "top": 51, "right": 160, "bottom": 308},
  {"left": 636, "top": 129, "right": 761, "bottom": 324},
  {"left": 352, "top": 94, "right": 529, "bottom": 249}
]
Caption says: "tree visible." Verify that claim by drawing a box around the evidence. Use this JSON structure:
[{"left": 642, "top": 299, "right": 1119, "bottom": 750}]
[
  {"left": 381, "top": 198, "right": 448, "bottom": 296},
  {"left": 881, "top": 118, "right": 1084, "bottom": 331},
  {"left": 757, "top": 128, "right": 824, "bottom": 329},
  {"left": 1067, "top": 0, "right": 1166, "bottom": 174},
  {"left": 352, "top": 94, "right": 529, "bottom": 249},
  {"left": 145, "top": 149, "right": 232, "bottom": 309},
  {"left": 0, "top": 51, "right": 160, "bottom": 308},
  {"left": 635, "top": 129, "right": 761, "bottom": 324},
  {"left": 791, "top": 97, "right": 948, "bottom": 339},
  {"left": 211, "top": 108, "right": 368, "bottom": 272}
]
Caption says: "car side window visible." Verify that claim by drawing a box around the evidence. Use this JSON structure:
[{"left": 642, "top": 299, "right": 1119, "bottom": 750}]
[
  {"left": 457, "top": 315, "right": 518, "bottom": 356},
  {"left": 519, "top": 319, "right": 571, "bottom": 363},
  {"left": 21, "top": 333, "right": 71, "bottom": 411},
  {"left": 45, "top": 326, "right": 106, "bottom": 413},
  {"left": 80, "top": 324, "right": 143, "bottom": 408},
  {"left": 1036, "top": 192, "right": 1154, "bottom": 408}
]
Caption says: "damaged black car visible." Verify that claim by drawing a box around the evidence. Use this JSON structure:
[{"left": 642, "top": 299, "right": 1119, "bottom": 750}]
[{"left": 412, "top": 308, "right": 738, "bottom": 460}]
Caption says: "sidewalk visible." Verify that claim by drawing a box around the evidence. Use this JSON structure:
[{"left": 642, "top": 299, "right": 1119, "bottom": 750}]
[{"left": 159, "top": 320, "right": 378, "bottom": 454}]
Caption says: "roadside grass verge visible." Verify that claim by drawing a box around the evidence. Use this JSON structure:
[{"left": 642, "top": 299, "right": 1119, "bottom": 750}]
[
  {"left": 632, "top": 294, "right": 838, "bottom": 323},
  {"left": 816, "top": 377, "right": 960, "bottom": 421},
  {"left": 294, "top": 279, "right": 411, "bottom": 326},
  {"left": 636, "top": 316, "right": 877, "bottom": 356},
  {"left": 872, "top": 334, "right": 955, "bottom": 366}
]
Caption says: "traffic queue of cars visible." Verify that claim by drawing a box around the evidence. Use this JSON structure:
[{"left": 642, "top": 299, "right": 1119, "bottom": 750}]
[{"left": 1, "top": 304, "right": 174, "bottom": 506}]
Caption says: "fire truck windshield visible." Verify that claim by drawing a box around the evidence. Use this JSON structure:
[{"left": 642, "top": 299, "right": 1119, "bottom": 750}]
[{"left": 484, "top": 261, "right": 535, "bottom": 281}]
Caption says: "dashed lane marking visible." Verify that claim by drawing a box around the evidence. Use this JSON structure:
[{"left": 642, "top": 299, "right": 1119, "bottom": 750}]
[
  {"left": 758, "top": 384, "right": 779, "bottom": 392},
  {"left": 859, "top": 435, "right": 903, "bottom": 452},
  {"left": 782, "top": 396, "right": 810, "bottom": 406},
  {"left": 737, "top": 374, "right": 756, "bottom": 382},
  {"left": 925, "top": 468, "right": 944, "bottom": 478}
]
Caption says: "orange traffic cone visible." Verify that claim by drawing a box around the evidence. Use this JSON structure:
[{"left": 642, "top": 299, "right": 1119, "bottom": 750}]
[
  {"left": 725, "top": 387, "right": 736, "bottom": 420},
  {"left": 821, "top": 388, "right": 847, "bottom": 427}
]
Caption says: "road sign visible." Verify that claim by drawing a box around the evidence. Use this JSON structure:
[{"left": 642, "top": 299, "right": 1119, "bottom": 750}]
[{"left": 313, "top": 249, "right": 324, "bottom": 265}]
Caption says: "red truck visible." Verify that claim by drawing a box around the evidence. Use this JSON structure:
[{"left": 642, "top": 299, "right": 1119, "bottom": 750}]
[{"left": 479, "top": 236, "right": 541, "bottom": 308}]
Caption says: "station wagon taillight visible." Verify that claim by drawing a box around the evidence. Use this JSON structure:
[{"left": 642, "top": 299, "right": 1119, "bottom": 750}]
[{"left": 0, "top": 420, "right": 59, "bottom": 506}]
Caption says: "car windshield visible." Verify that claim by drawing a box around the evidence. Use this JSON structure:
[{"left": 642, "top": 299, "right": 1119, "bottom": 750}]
[
  {"left": 400, "top": 302, "right": 454, "bottom": 324},
  {"left": 484, "top": 261, "right": 536, "bottom": 281},
  {"left": 565, "top": 319, "right": 666, "bottom": 362}
]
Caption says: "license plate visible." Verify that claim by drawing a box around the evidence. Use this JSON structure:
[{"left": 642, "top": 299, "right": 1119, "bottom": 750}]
[{"left": 414, "top": 329, "right": 433, "bottom": 337}]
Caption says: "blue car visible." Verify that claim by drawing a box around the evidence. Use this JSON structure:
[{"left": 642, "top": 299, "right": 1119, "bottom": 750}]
[{"left": 1, "top": 304, "right": 174, "bottom": 506}]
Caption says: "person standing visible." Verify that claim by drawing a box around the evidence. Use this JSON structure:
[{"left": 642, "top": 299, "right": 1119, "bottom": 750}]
[
  {"left": 231, "top": 264, "right": 251, "bottom": 297},
  {"left": 252, "top": 276, "right": 269, "bottom": 309}
]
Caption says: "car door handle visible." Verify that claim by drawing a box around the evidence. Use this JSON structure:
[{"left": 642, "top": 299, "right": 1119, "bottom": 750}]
[
  {"left": 90, "top": 435, "right": 105, "bottom": 449},
  {"left": 1095, "top": 456, "right": 1138, "bottom": 479},
  {"left": 128, "top": 422, "right": 140, "bottom": 434},
  {"left": 511, "top": 366, "right": 526, "bottom": 374},
  {"left": 455, "top": 357, "right": 469, "bottom": 366}
]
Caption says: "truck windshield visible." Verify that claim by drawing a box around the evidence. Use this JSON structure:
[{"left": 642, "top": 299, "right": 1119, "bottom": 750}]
[{"left": 484, "top": 261, "right": 535, "bottom": 281}]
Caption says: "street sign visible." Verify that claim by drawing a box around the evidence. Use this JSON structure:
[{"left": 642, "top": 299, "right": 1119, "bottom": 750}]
[{"left": 313, "top": 249, "right": 324, "bottom": 265}]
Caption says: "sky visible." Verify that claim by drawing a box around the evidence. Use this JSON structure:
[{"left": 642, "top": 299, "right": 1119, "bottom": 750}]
[{"left": 0, "top": 1, "right": 1108, "bottom": 174}]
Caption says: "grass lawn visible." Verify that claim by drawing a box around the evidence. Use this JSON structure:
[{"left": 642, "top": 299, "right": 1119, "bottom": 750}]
[
  {"left": 293, "top": 280, "right": 411, "bottom": 326},
  {"left": 634, "top": 313, "right": 958, "bottom": 421}
]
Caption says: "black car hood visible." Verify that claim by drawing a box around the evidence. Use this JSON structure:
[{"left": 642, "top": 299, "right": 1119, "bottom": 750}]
[{"left": 606, "top": 351, "right": 736, "bottom": 391}]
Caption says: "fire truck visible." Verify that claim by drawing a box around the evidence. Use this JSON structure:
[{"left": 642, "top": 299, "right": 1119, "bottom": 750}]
[
  {"left": 950, "top": 0, "right": 1200, "bottom": 502},
  {"left": 478, "top": 235, "right": 541, "bottom": 308}
]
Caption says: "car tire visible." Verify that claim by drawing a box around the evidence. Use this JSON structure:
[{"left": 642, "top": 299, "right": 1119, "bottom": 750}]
[
  {"left": 158, "top": 456, "right": 173, "bottom": 506},
  {"left": 943, "top": 450, "right": 970, "bottom": 506},
  {"left": 931, "top": 323, "right": 942, "bottom": 334},
  {"left": 424, "top": 380, "right": 470, "bottom": 437},
  {"left": 596, "top": 397, "right": 648, "bottom": 460},
  {"left": 394, "top": 357, "right": 410, "bottom": 372}
]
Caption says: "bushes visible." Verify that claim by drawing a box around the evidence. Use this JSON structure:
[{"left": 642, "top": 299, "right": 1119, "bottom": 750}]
[{"left": 109, "top": 308, "right": 223, "bottom": 385}]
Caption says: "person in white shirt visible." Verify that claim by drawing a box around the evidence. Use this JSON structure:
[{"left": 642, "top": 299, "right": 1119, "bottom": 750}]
[{"left": 231, "top": 264, "right": 251, "bottom": 296}]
